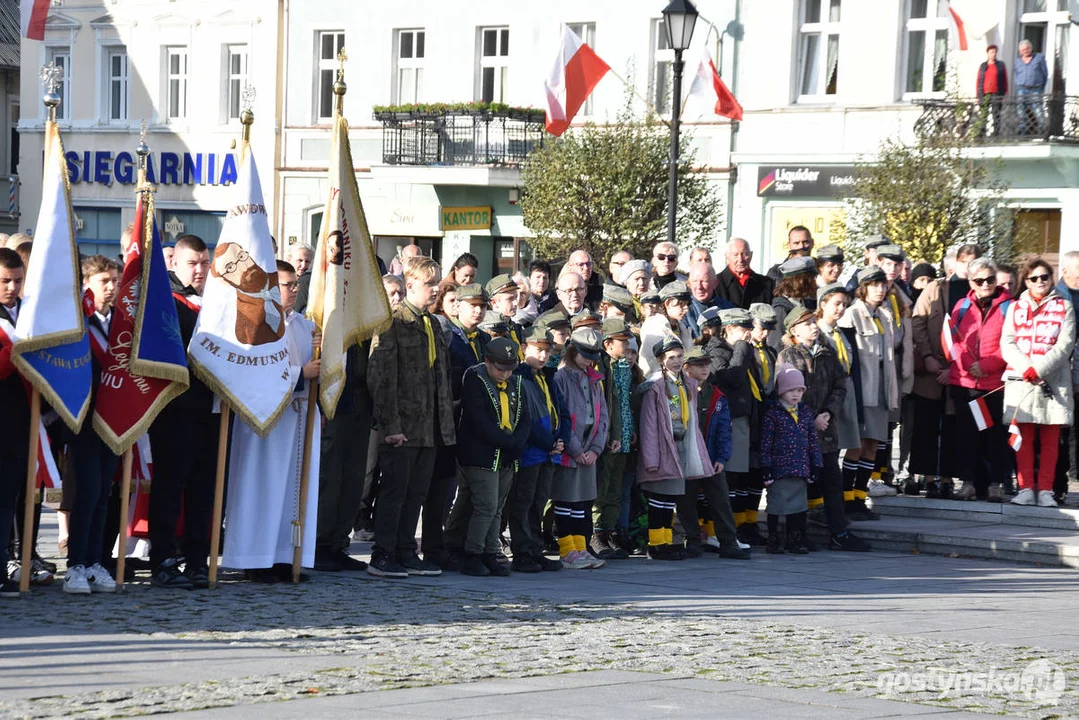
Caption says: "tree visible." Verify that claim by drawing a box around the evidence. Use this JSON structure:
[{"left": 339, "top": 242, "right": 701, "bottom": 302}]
[{"left": 520, "top": 96, "right": 722, "bottom": 266}]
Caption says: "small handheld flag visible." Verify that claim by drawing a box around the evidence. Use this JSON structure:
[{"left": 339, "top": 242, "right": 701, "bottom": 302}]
[{"left": 968, "top": 396, "right": 994, "bottom": 431}]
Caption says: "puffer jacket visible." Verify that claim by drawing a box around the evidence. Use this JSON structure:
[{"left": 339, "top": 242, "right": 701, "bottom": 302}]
[
  {"left": 551, "top": 364, "right": 608, "bottom": 467},
  {"left": 947, "top": 287, "right": 1012, "bottom": 392},
  {"left": 1001, "top": 288, "right": 1076, "bottom": 426},
  {"left": 777, "top": 339, "right": 847, "bottom": 454}
]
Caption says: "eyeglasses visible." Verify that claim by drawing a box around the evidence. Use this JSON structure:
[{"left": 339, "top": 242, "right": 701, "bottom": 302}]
[
  {"left": 1027, "top": 273, "right": 1051, "bottom": 284},
  {"left": 572, "top": 260, "right": 593, "bottom": 268},
  {"left": 655, "top": 254, "right": 678, "bottom": 262},
  {"left": 970, "top": 277, "right": 996, "bottom": 287},
  {"left": 222, "top": 250, "right": 250, "bottom": 275}
]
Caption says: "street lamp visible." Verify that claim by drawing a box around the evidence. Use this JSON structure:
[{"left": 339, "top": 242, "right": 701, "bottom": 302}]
[{"left": 662, "top": 0, "right": 698, "bottom": 247}]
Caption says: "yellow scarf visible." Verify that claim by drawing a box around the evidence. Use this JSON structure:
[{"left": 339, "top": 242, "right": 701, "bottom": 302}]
[
  {"left": 669, "top": 375, "right": 690, "bottom": 426},
  {"left": 496, "top": 381, "right": 512, "bottom": 430},
  {"left": 422, "top": 314, "right": 436, "bottom": 368},
  {"left": 889, "top": 292, "right": 901, "bottom": 328},
  {"left": 832, "top": 329, "right": 851, "bottom": 374},
  {"left": 873, "top": 317, "right": 885, "bottom": 336},
  {"left": 786, "top": 406, "right": 799, "bottom": 423},
  {"left": 465, "top": 330, "right": 481, "bottom": 362},
  {"left": 632, "top": 296, "right": 643, "bottom": 321},
  {"left": 536, "top": 373, "right": 558, "bottom": 431},
  {"left": 747, "top": 370, "right": 762, "bottom": 401},
  {"left": 509, "top": 327, "right": 524, "bottom": 360},
  {"left": 756, "top": 343, "right": 771, "bottom": 384}
]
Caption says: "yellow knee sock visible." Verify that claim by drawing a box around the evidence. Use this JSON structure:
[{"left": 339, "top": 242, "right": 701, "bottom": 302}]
[
  {"left": 558, "top": 535, "right": 576, "bottom": 558},
  {"left": 745, "top": 509, "right": 759, "bottom": 524},
  {"left": 664, "top": 528, "right": 674, "bottom": 545},
  {"left": 703, "top": 520, "right": 716, "bottom": 536},
  {"left": 808, "top": 497, "right": 824, "bottom": 509},
  {"left": 573, "top": 534, "right": 587, "bottom": 553},
  {"left": 648, "top": 528, "right": 666, "bottom": 546}
]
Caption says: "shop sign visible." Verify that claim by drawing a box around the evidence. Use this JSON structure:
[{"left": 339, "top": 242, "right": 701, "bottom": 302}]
[
  {"left": 757, "top": 165, "right": 857, "bottom": 198},
  {"left": 64, "top": 151, "right": 239, "bottom": 187},
  {"left": 441, "top": 206, "right": 491, "bottom": 231}
]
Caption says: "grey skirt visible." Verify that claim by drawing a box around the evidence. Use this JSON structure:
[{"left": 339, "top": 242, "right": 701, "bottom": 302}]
[
  {"left": 860, "top": 405, "right": 889, "bottom": 442},
  {"left": 836, "top": 377, "right": 861, "bottom": 450},
  {"left": 766, "top": 477, "right": 809, "bottom": 515},
  {"left": 551, "top": 463, "right": 597, "bottom": 503},
  {"left": 639, "top": 475, "right": 686, "bottom": 496},
  {"left": 727, "top": 416, "right": 750, "bottom": 473}
]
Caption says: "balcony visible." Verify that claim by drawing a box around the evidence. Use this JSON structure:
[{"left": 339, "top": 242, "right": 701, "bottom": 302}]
[
  {"left": 914, "top": 94, "right": 1079, "bottom": 145},
  {"left": 374, "top": 106, "right": 546, "bottom": 167}
]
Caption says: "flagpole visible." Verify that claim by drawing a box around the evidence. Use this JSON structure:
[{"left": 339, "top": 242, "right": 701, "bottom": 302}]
[
  {"left": 19, "top": 390, "right": 41, "bottom": 593},
  {"left": 207, "top": 402, "right": 230, "bottom": 590},
  {"left": 115, "top": 449, "right": 132, "bottom": 591}
]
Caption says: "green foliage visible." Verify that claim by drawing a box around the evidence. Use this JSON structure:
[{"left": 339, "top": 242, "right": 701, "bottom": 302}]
[
  {"left": 519, "top": 98, "right": 722, "bottom": 265},
  {"left": 371, "top": 101, "right": 539, "bottom": 117}
]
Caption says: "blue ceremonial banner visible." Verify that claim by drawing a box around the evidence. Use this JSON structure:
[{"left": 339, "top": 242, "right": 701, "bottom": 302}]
[
  {"left": 131, "top": 200, "right": 188, "bottom": 371},
  {"left": 12, "top": 121, "right": 91, "bottom": 432}
]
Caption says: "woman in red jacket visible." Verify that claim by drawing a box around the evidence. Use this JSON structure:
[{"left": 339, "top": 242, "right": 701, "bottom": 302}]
[{"left": 947, "top": 257, "right": 1013, "bottom": 502}]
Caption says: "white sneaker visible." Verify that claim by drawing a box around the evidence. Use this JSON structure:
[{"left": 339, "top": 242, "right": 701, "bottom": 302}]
[
  {"left": 585, "top": 553, "right": 606, "bottom": 569},
  {"left": 353, "top": 529, "right": 375, "bottom": 542},
  {"left": 11, "top": 560, "right": 54, "bottom": 586},
  {"left": 561, "top": 551, "right": 593, "bottom": 570},
  {"left": 867, "top": 479, "right": 898, "bottom": 497},
  {"left": 63, "top": 565, "right": 91, "bottom": 595},
  {"left": 86, "top": 563, "right": 117, "bottom": 593},
  {"left": 1037, "top": 490, "right": 1058, "bottom": 508},
  {"left": 1010, "top": 488, "right": 1036, "bottom": 506},
  {"left": 704, "top": 536, "right": 722, "bottom": 550}
]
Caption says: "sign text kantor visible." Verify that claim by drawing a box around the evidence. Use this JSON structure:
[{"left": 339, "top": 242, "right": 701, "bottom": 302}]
[{"left": 440, "top": 206, "right": 492, "bottom": 231}]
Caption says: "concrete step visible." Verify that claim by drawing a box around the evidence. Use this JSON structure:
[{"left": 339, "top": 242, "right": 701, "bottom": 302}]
[{"left": 866, "top": 494, "right": 1079, "bottom": 530}]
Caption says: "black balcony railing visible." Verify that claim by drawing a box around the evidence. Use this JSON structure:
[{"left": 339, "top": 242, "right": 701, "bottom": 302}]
[
  {"left": 914, "top": 94, "right": 1079, "bottom": 144},
  {"left": 375, "top": 110, "right": 546, "bottom": 167}
]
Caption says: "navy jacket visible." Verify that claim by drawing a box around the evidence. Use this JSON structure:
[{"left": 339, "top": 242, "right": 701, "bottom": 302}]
[{"left": 456, "top": 364, "right": 531, "bottom": 471}]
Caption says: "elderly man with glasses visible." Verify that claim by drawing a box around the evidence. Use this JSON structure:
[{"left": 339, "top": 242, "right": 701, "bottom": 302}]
[{"left": 565, "top": 250, "right": 604, "bottom": 310}]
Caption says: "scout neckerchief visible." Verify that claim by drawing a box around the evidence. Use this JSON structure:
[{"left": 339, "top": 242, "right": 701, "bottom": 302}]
[{"left": 536, "top": 372, "right": 558, "bottom": 431}]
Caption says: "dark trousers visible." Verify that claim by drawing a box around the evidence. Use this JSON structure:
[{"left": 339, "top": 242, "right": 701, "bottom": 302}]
[
  {"left": 444, "top": 465, "right": 513, "bottom": 555},
  {"left": 67, "top": 427, "right": 120, "bottom": 568},
  {"left": 0, "top": 454, "right": 27, "bottom": 579},
  {"left": 1055, "top": 398, "right": 1077, "bottom": 498},
  {"left": 373, "top": 445, "right": 435, "bottom": 559},
  {"left": 317, "top": 403, "right": 372, "bottom": 554},
  {"left": 950, "top": 386, "right": 1011, "bottom": 494},
  {"left": 676, "top": 473, "right": 738, "bottom": 544},
  {"left": 148, "top": 410, "right": 219, "bottom": 569},
  {"left": 508, "top": 462, "right": 554, "bottom": 557},
  {"left": 421, "top": 446, "right": 456, "bottom": 558},
  {"left": 594, "top": 452, "right": 627, "bottom": 530},
  {"left": 817, "top": 451, "right": 848, "bottom": 534}
]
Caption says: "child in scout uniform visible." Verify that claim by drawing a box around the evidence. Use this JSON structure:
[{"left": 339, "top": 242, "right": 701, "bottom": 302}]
[
  {"left": 591, "top": 318, "right": 636, "bottom": 560},
  {"left": 744, "top": 303, "right": 779, "bottom": 545},
  {"left": 535, "top": 310, "right": 572, "bottom": 372},
  {"left": 508, "top": 326, "right": 568, "bottom": 572},
  {"left": 873, "top": 244, "right": 914, "bottom": 488},
  {"left": 486, "top": 274, "right": 526, "bottom": 351},
  {"left": 759, "top": 366, "right": 823, "bottom": 555},
  {"left": 447, "top": 337, "right": 531, "bottom": 577},
  {"left": 637, "top": 337, "right": 716, "bottom": 560},
  {"left": 601, "top": 285, "right": 639, "bottom": 324},
  {"left": 480, "top": 311, "right": 510, "bottom": 339},
  {"left": 681, "top": 347, "right": 752, "bottom": 559},
  {"left": 639, "top": 289, "right": 664, "bottom": 319},
  {"left": 696, "top": 306, "right": 723, "bottom": 346},
  {"left": 551, "top": 327, "right": 609, "bottom": 569},
  {"left": 448, "top": 283, "right": 490, "bottom": 390}
]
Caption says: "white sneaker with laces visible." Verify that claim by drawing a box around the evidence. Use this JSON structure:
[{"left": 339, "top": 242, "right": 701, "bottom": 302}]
[
  {"left": 86, "top": 563, "right": 117, "bottom": 593},
  {"left": 1037, "top": 490, "right": 1058, "bottom": 508},
  {"left": 63, "top": 565, "right": 91, "bottom": 595},
  {"left": 1010, "top": 488, "right": 1036, "bottom": 506},
  {"left": 867, "top": 479, "right": 898, "bottom": 497}
]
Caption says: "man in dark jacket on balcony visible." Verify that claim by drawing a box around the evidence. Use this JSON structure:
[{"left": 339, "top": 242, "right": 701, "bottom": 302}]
[{"left": 977, "top": 45, "right": 1008, "bottom": 137}]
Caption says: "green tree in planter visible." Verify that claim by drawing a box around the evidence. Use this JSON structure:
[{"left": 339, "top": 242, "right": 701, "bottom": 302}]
[{"left": 520, "top": 98, "right": 722, "bottom": 266}]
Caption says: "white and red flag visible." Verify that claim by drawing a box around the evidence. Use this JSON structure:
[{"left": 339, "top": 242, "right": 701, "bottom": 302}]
[
  {"left": 684, "top": 47, "right": 743, "bottom": 121},
  {"left": 941, "top": 312, "right": 957, "bottom": 362},
  {"left": 1008, "top": 422, "right": 1023, "bottom": 452},
  {"left": 968, "top": 396, "right": 994, "bottom": 431},
  {"left": 544, "top": 26, "right": 610, "bottom": 137},
  {"left": 21, "top": 0, "right": 50, "bottom": 40},
  {"left": 949, "top": 2, "right": 969, "bottom": 51}
]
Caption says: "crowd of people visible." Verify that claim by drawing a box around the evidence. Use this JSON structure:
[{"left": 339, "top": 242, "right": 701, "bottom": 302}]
[{"left": 0, "top": 225, "right": 1074, "bottom": 595}]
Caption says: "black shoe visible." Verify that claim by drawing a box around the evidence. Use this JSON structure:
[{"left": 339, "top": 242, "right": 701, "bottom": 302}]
[
  {"left": 537, "top": 554, "right": 563, "bottom": 571},
  {"left": 272, "top": 564, "right": 310, "bottom": 583},
  {"left": 244, "top": 568, "right": 280, "bottom": 584},
  {"left": 939, "top": 480, "right": 954, "bottom": 500},
  {"left": 542, "top": 535, "right": 560, "bottom": 556},
  {"left": 482, "top": 553, "right": 511, "bottom": 576},
  {"left": 786, "top": 531, "right": 810, "bottom": 555},
  {"left": 511, "top": 555, "right": 542, "bottom": 573},
  {"left": 313, "top": 549, "right": 343, "bottom": 572},
  {"left": 802, "top": 534, "right": 819, "bottom": 552},
  {"left": 846, "top": 501, "right": 880, "bottom": 521},
  {"left": 0, "top": 578, "right": 17, "bottom": 597},
  {"left": 766, "top": 533, "right": 785, "bottom": 554},
  {"left": 33, "top": 551, "right": 57, "bottom": 574},
  {"left": 460, "top": 553, "right": 490, "bottom": 577},
  {"left": 424, "top": 552, "right": 460, "bottom": 572},
  {"left": 183, "top": 563, "right": 210, "bottom": 589},
  {"left": 736, "top": 523, "right": 768, "bottom": 547},
  {"left": 151, "top": 558, "right": 194, "bottom": 589},
  {"left": 683, "top": 542, "right": 703, "bottom": 558},
  {"left": 398, "top": 552, "right": 442, "bottom": 576},
  {"left": 830, "top": 531, "right": 871, "bottom": 552},
  {"left": 647, "top": 544, "right": 678, "bottom": 561},
  {"left": 492, "top": 549, "right": 511, "bottom": 565},
  {"left": 334, "top": 551, "right": 369, "bottom": 572},
  {"left": 366, "top": 553, "right": 409, "bottom": 579},
  {"left": 924, "top": 480, "right": 942, "bottom": 499},
  {"left": 717, "top": 542, "right": 751, "bottom": 559},
  {"left": 902, "top": 477, "right": 921, "bottom": 496}
]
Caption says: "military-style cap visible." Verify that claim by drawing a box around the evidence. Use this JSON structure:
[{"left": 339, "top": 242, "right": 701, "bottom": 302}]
[
  {"left": 816, "top": 244, "right": 844, "bottom": 263},
  {"left": 784, "top": 304, "right": 816, "bottom": 333},
  {"left": 521, "top": 325, "right": 553, "bottom": 345},
  {"left": 876, "top": 244, "right": 905, "bottom": 261},
  {"left": 485, "top": 273, "right": 517, "bottom": 297},
  {"left": 618, "top": 259, "right": 652, "bottom": 285},
  {"left": 456, "top": 283, "right": 487, "bottom": 303},
  {"left": 569, "top": 327, "right": 603, "bottom": 361},
  {"left": 720, "top": 308, "right": 754, "bottom": 328},
  {"left": 659, "top": 280, "right": 691, "bottom": 302},
  {"left": 749, "top": 302, "right": 777, "bottom": 328},
  {"left": 697, "top": 306, "right": 723, "bottom": 329},
  {"left": 779, "top": 256, "right": 817, "bottom": 277},
  {"left": 651, "top": 335, "right": 684, "bottom": 359},
  {"left": 817, "top": 282, "right": 850, "bottom": 304},
  {"left": 480, "top": 311, "right": 509, "bottom": 334},
  {"left": 601, "top": 317, "right": 633, "bottom": 340},
  {"left": 485, "top": 337, "right": 520, "bottom": 368},
  {"left": 857, "top": 266, "right": 887, "bottom": 285},
  {"left": 603, "top": 284, "right": 635, "bottom": 313},
  {"left": 683, "top": 346, "right": 710, "bottom": 364},
  {"left": 536, "top": 309, "right": 571, "bottom": 330},
  {"left": 640, "top": 290, "right": 662, "bottom": 305},
  {"left": 864, "top": 234, "right": 892, "bottom": 250},
  {"left": 571, "top": 311, "right": 602, "bottom": 329}
]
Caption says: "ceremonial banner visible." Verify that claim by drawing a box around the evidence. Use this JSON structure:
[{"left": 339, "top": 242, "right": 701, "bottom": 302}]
[
  {"left": 93, "top": 193, "right": 190, "bottom": 454},
  {"left": 12, "top": 122, "right": 91, "bottom": 432},
  {"left": 188, "top": 150, "right": 291, "bottom": 435},
  {"left": 307, "top": 113, "right": 392, "bottom": 419}
]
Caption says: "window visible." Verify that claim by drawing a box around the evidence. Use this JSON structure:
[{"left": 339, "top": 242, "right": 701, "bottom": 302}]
[
  {"left": 46, "top": 47, "right": 70, "bottom": 120},
  {"left": 165, "top": 46, "right": 188, "bottom": 120},
  {"left": 567, "top": 22, "right": 597, "bottom": 116},
  {"left": 903, "top": 0, "right": 949, "bottom": 95},
  {"left": 1019, "top": 0, "right": 1069, "bottom": 94},
  {"left": 797, "top": 0, "right": 841, "bottom": 99},
  {"left": 477, "top": 27, "right": 509, "bottom": 103},
  {"left": 226, "top": 45, "right": 248, "bottom": 120},
  {"left": 107, "top": 49, "right": 128, "bottom": 121},
  {"left": 393, "top": 29, "right": 424, "bottom": 104},
  {"left": 650, "top": 18, "right": 673, "bottom": 115},
  {"left": 316, "top": 31, "right": 345, "bottom": 121}
]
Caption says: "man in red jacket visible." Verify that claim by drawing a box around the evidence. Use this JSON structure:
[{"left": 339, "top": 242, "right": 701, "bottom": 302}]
[{"left": 977, "top": 45, "right": 1008, "bottom": 137}]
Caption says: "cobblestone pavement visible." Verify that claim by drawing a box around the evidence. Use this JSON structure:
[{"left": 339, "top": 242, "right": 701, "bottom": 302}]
[{"left": 2, "top": 547, "right": 1077, "bottom": 719}]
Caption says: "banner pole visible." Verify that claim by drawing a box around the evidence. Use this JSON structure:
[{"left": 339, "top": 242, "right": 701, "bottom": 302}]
[
  {"left": 115, "top": 449, "right": 132, "bottom": 591},
  {"left": 292, "top": 376, "right": 318, "bottom": 583},
  {"left": 207, "top": 403, "right": 230, "bottom": 590},
  {"left": 19, "top": 389, "right": 41, "bottom": 594}
]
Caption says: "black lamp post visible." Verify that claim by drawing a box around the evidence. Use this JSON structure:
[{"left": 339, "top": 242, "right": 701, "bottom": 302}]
[{"left": 662, "top": 0, "right": 698, "bottom": 247}]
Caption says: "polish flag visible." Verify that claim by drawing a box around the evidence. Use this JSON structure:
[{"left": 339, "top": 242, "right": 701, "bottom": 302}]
[
  {"left": 949, "top": 2, "right": 969, "bottom": 51},
  {"left": 1008, "top": 422, "right": 1023, "bottom": 452},
  {"left": 544, "top": 26, "right": 610, "bottom": 137},
  {"left": 941, "top": 312, "right": 957, "bottom": 361},
  {"left": 684, "top": 48, "right": 744, "bottom": 121},
  {"left": 21, "top": 0, "right": 50, "bottom": 40},
  {"left": 36, "top": 421, "right": 60, "bottom": 489},
  {"left": 968, "top": 396, "right": 993, "bottom": 431}
]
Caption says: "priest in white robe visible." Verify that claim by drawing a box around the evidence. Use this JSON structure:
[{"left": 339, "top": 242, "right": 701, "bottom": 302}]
[{"left": 222, "top": 261, "right": 320, "bottom": 581}]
